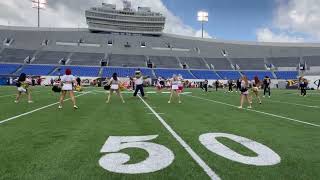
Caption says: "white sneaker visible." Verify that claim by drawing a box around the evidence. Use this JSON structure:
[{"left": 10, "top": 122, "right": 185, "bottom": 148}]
[
  {"left": 28, "top": 100, "right": 33, "bottom": 103},
  {"left": 247, "top": 106, "right": 252, "bottom": 109},
  {"left": 268, "top": 96, "right": 271, "bottom": 98},
  {"left": 263, "top": 96, "right": 265, "bottom": 98},
  {"left": 58, "top": 106, "right": 62, "bottom": 109},
  {"left": 168, "top": 101, "right": 171, "bottom": 104},
  {"left": 14, "top": 100, "right": 19, "bottom": 103},
  {"left": 73, "top": 105, "right": 78, "bottom": 109},
  {"left": 238, "top": 106, "right": 243, "bottom": 109},
  {"left": 178, "top": 101, "right": 182, "bottom": 104}
]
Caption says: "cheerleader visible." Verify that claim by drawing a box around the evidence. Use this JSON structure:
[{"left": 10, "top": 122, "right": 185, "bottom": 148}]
[
  {"left": 14, "top": 73, "right": 33, "bottom": 103},
  {"left": 58, "top": 69, "right": 78, "bottom": 109},
  {"left": 156, "top": 77, "right": 165, "bottom": 92},
  {"left": 251, "top": 76, "right": 262, "bottom": 104},
  {"left": 299, "top": 76, "right": 308, "bottom": 97},
  {"left": 106, "top": 73, "right": 125, "bottom": 103},
  {"left": 238, "top": 76, "right": 252, "bottom": 109},
  {"left": 168, "top": 75, "right": 182, "bottom": 104}
]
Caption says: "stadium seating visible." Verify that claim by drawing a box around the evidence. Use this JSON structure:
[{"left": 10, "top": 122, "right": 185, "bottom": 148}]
[
  {"left": 0, "top": 49, "right": 35, "bottom": 63},
  {"left": 267, "top": 57, "right": 300, "bottom": 67},
  {"left": 232, "top": 58, "right": 266, "bottom": 70},
  {"left": 179, "top": 57, "right": 208, "bottom": 69},
  {"left": 204, "top": 58, "right": 233, "bottom": 70},
  {"left": 70, "top": 52, "right": 104, "bottom": 65},
  {"left": 0, "top": 64, "right": 20, "bottom": 75},
  {"left": 190, "top": 70, "right": 220, "bottom": 79},
  {"left": 103, "top": 67, "right": 153, "bottom": 78},
  {"left": 304, "top": 56, "right": 320, "bottom": 67},
  {"left": 154, "top": 69, "right": 194, "bottom": 79},
  {"left": 33, "top": 51, "right": 70, "bottom": 64},
  {"left": 216, "top": 71, "right": 241, "bottom": 80},
  {"left": 20, "top": 65, "right": 56, "bottom": 76},
  {"left": 149, "top": 56, "right": 180, "bottom": 68},
  {"left": 241, "top": 71, "right": 274, "bottom": 80},
  {"left": 108, "top": 54, "right": 146, "bottom": 67},
  {"left": 53, "top": 66, "right": 100, "bottom": 77},
  {"left": 275, "top": 71, "right": 298, "bottom": 79}
]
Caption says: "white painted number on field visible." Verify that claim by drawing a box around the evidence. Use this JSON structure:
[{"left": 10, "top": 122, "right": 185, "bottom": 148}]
[
  {"left": 99, "top": 135, "right": 174, "bottom": 174},
  {"left": 199, "top": 133, "right": 281, "bottom": 166}
]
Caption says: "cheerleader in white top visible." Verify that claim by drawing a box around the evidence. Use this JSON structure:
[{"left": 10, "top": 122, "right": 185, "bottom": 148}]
[
  {"left": 58, "top": 69, "right": 78, "bottom": 109},
  {"left": 168, "top": 74, "right": 182, "bottom": 104},
  {"left": 239, "top": 76, "right": 252, "bottom": 109},
  {"left": 106, "top": 73, "right": 125, "bottom": 103}
]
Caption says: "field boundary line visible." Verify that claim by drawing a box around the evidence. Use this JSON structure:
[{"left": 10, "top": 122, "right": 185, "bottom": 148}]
[
  {"left": 186, "top": 95, "right": 320, "bottom": 128},
  {"left": 138, "top": 95, "right": 221, "bottom": 180},
  {"left": 0, "top": 92, "right": 90, "bottom": 125}
]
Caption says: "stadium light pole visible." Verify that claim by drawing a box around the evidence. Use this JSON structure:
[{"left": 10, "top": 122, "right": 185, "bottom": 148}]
[
  {"left": 197, "top": 11, "right": 208, "bottom": 38},
  {"left": 32, "top": 0, "right": 47, "bottom": 28}
]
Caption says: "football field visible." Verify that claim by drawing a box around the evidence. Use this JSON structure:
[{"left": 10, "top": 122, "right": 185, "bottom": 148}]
[{"left": 0, "top": 86, "right": 319, "bottom": 180}]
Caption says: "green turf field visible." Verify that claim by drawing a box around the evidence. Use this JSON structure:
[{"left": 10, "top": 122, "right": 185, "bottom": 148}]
[{"left": 0, "top": 86, "right": 319, "bottom": 180}]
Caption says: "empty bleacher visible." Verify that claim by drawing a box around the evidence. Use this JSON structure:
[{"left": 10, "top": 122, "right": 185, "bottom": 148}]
[
  {"left": 154, "top": 69, "right": 194, "bottom": 79},
  {"left": 216, "top": 71, "right": 241, "bottom": 80},
  {"left": 0, "top": 48, "right": 35, "bottom": 63},
  {"left": 241, "top": 71, "right": 274, "bottom": 80},
  {"left": 275, "top": 71, "right": 298, "bottom": 79},
  {"left": 205, "top": 58, "right": 233, "bottom": 70},
  {"left": 103, "top": 67, "right": 153, "bottom": 78},
  {"left": 52, "top": 66, "right": 100, "bottom": 77},
  {"left": 149, "top": 56, "right": 180, "bottom": 68},
  {"left": 267, "top": 57, "right": 300, "bottom": 67},
  {"left": 232, "top": 58, "right": 266, "bottom": 70},
  {"left": 179, "top": 57, "right": 207, "bottom": 69},
  {"left": 33, "top": 51, "right": 69, "bottom": 64},
  {"left": 304, "top": 56, "right": 320, "bottom": 67},
  {"left": 69, "top": 52, "right": 104, "bottom": 65},
  {"left": 190, "top": 70, "right": 220, "bottom": 79},
  {"left": 20, "top": 65, "right": 56, "bottom": 76},
  {"left": 108, "top": 54, "right": 146, "bottom": 67},
  {"left": 0, "top": 64, "right": 20, "bottom": 75}
]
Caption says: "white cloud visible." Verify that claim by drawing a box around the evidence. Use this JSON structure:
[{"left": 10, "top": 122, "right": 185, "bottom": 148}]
[
  {"left": 256, "top": 28, "right": 304, "bottom": 42},
  {"left": 257, "top": 0, "right": 320, "bottom": 42},
  {"left": 0, "top": 0, "right": 212, "bottom": 38}
]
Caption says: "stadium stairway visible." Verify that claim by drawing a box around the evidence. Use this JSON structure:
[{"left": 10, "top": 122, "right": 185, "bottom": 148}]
[
  {"left": 48, "top": 66, "right": 59, "bottom": 76},
  {"left": 98, "top": 67, "right": 104, "bottom": 77},
  {"left": 13, "top": 64, "right": 25, "bottom": 75}
]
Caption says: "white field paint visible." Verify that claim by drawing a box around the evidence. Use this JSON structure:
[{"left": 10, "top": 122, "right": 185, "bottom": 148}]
[
  {"left": 199, "top": 133, "right": 281, "bottom": 166},
  {"left": 138, "top": 95, "right": 221, "bottom": 180},
  {"left": 0, "top": 92, "right": 90, "bottom": 125},
  {"left": 186, "top": 95, "right": 320, "bottom": 128},
  {"left": 264, "top": 99, "right": 320, "bottom": 109},
  {"left": 0, "top": 94, "right": 15, "bottom": 98},
  {"left": 99, "top": 135, "right": 175, "bottom": 174}
]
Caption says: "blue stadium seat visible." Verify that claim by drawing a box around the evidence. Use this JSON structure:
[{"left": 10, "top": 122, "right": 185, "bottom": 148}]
[
  {"left": 53, "top": 66, "right": 100, "bottom": 77},
  {"left": 20, "top": 65, "right": 56, "bottom": 76},
  {"left": 241, "top": 71, "right": 274, "bottom": 80},
  {"left": 216, "top": 71, "right": 241, "bottom": 80},
  {"left": 103, "top": 67, "right": 153, "bottom": 78},
  {"left": 190, "top": 70, "right": 220, "bottom": 79},
  {"left": 0, "top": 64, "right": 20, "bottom": 75},
  {"left": 275, "top": 71, "right": 298, "bottom": 79},
  {"left": 154, "top": 69, "right": 194, "bottom": 79}
]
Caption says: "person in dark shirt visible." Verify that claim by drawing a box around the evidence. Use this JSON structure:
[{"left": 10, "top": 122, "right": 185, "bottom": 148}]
[
  {"left": 236, "top": 79, "right": 241, "bottom": 92},
  {"left": 263, "top": 76, "right": 271, "bottom": 98},
  {"left": 228, "top": 79, "right": 234, "bottom": 92},
  {"left": 203, "top": 79, "right": 209, "bottom": 92},
  {"left": 215, "top": 80, "right": 219, "bottom": 91},
  {"left": 76, "top": 77, "right": 81, "bottom": 86}
]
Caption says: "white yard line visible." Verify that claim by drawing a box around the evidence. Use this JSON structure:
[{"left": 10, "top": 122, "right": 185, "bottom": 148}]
[
  {"left": 264, "top": 99, "right": 320, "bottom": 109},
  {"left": 0, "top": 92, "right": 90, "bottom": 125},
  {"left": 186, "top": 95, "right": 320, "bottom": 128},
  {"left": 0, "top": 94, "right": 15, "bottom": 98},
  {"left": 138, "top": 95, "right": 221, "bottom": 180}
]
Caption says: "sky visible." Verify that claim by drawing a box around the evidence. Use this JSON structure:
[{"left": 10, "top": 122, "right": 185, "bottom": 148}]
[{"left": 0, "top": 0, "right": 319, "bottom": 42}]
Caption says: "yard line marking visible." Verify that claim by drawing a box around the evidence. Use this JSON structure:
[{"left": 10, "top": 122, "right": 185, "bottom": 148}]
[
  {"left": 0, "top": 94, "right": 15, "bottom": 98},
  {"left": 0, "top": 92, "right": 90, "bottom": 125},
  {"left": 186, "top": 95, "right": 320, "bottom": 128},
  {"left": 264, "top": 99, "right": 320, "bottom": 109},
  {"left": 138, "top": 95, "right": 221, "bottom": 180},
  {"left": 147, "top": 112, "right": 165, "bottom": 115}
]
